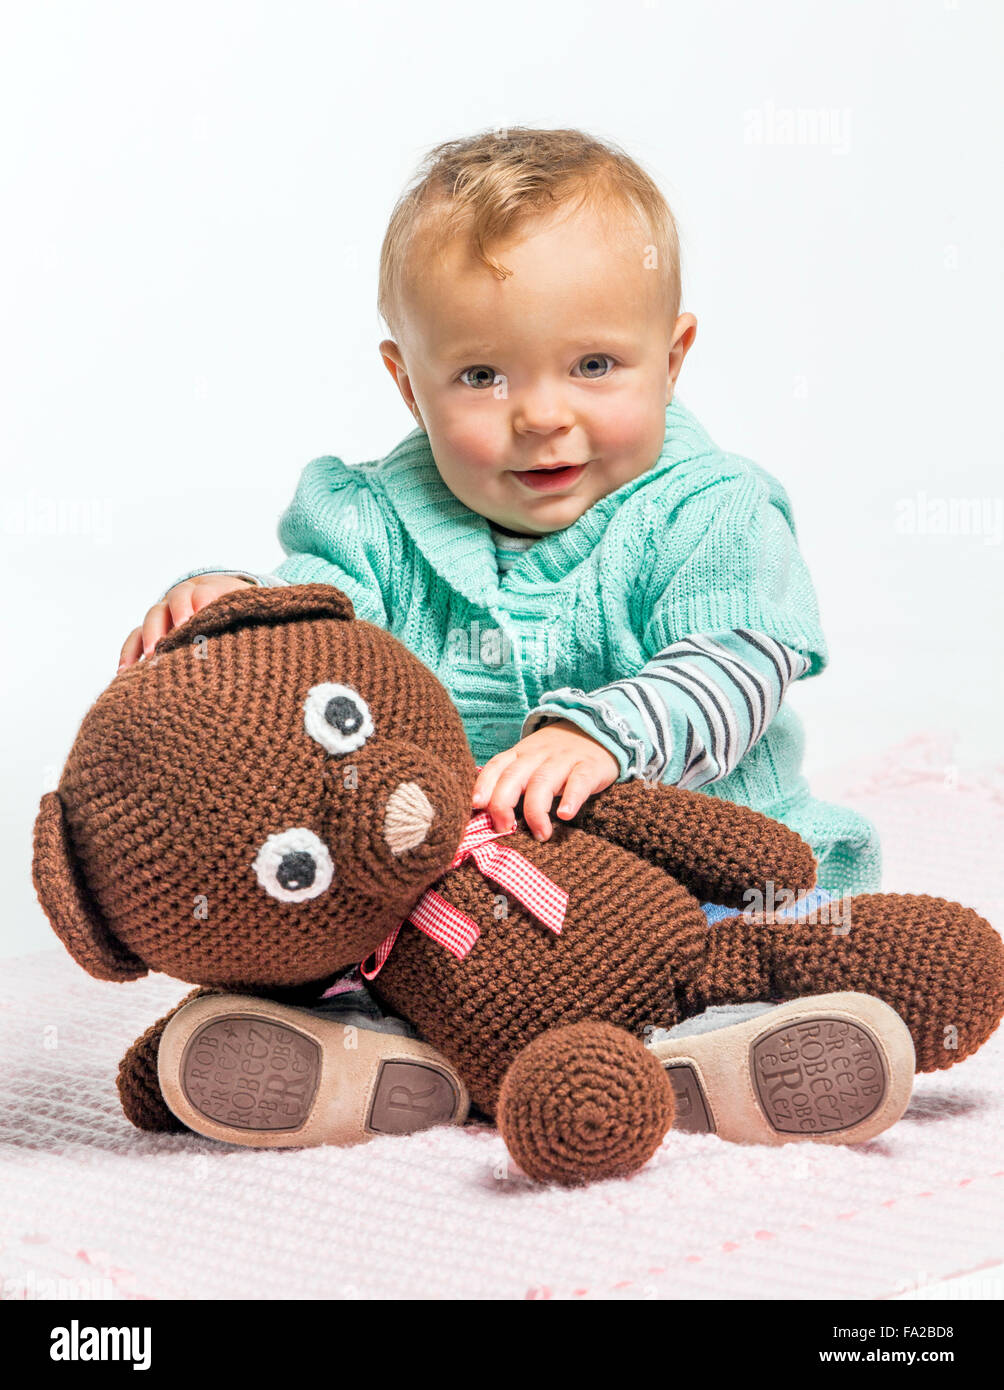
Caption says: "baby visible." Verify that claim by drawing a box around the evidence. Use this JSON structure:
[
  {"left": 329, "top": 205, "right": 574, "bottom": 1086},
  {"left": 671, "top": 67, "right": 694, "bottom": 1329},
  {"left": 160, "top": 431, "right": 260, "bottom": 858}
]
[{"left": 119, "top": 126, "right": 881, "bottom": 1144}]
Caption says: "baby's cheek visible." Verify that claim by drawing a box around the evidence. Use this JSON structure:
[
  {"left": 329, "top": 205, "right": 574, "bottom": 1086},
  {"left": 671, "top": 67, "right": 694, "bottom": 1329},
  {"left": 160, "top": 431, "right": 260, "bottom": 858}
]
[
  {"left": 592, "top": 412, "right": 665, "bottom": 484},
  {"left": 595, "top": 409, "right": 657, "bottom": 459},
  {"left": 444, "top": 419, "right": 505, "bottom": 474}
]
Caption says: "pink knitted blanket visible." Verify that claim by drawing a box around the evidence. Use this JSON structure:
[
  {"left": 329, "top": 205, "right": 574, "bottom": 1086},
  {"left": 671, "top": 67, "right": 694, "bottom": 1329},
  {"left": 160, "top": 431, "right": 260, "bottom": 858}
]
[{"left": 2, "top": 733, "right": 1001, "bottom": 1300}]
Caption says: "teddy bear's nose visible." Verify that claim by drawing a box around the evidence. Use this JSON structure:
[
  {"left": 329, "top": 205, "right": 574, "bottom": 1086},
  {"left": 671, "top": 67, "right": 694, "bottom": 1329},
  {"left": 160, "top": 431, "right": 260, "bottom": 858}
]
[{"left": 383, "top": 781, "right": 436, "bottom": 855}]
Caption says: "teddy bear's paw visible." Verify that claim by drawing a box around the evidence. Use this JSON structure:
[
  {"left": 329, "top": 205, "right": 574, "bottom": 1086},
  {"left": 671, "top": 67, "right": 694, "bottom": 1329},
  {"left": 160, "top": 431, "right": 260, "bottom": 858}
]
[{"left": 496, "top": 1021, "right": 675, "bottom": 1185}]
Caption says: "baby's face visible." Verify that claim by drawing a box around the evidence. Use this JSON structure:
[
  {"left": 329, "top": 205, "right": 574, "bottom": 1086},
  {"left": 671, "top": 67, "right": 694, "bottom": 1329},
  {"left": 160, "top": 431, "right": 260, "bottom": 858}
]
[{"left": 380, "top": 202, "right": 696, "bottom": 536}]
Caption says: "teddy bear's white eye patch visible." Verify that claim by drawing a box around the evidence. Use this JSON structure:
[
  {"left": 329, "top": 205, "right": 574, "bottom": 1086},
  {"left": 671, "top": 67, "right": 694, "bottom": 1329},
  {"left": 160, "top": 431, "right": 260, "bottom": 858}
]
[
  {"left": 253, "top": 828, "right": 334, "bottom": 903},
  {"left": 303, "top": 682, "right": 374, "bottom": 755}
]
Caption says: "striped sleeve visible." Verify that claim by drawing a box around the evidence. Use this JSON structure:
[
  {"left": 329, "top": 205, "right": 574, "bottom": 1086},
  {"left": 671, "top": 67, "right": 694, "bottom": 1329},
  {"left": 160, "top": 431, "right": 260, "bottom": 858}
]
[{"left": 520, "top": 629, "right": 811, "bottom": 787}]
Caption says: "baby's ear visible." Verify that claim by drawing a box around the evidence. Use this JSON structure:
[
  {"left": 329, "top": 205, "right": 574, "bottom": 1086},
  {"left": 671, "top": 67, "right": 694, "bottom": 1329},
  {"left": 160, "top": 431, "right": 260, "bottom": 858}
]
[{"left": 32, "top": 792, "right": 148, "bottom": 982}]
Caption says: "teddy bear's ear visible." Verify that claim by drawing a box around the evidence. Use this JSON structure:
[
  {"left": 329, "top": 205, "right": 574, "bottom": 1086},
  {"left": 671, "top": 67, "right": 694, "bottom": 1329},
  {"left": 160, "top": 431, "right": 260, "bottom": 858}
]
[
  {"left": 153, "top": 583, "right": 357, "bottom": 658},
  {"left": 32, "top": 792, "right": 148, "bottom": 982}
]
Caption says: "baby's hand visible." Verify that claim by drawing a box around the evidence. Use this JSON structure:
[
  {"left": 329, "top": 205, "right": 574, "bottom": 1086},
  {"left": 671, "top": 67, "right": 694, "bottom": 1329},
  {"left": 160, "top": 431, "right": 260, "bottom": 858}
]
[
  {"left": 471, "top": 718, "right": 620, "bottom": 841},
  {"left": 118, "top": 574, "right": 253, "bottom": 670}
]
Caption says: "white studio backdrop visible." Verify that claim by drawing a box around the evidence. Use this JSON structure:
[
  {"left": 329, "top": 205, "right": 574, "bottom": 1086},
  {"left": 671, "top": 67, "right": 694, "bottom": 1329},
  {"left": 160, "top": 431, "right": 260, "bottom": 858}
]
[{"left": 2, "top": 0, "right": 1001, "bottom": 955}]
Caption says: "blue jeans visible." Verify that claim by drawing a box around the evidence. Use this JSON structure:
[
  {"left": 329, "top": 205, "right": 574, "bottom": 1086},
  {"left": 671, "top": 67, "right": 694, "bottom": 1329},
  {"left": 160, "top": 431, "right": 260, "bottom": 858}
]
[{"left": 700, "top": 886, "right": 834, "bottom": 926}]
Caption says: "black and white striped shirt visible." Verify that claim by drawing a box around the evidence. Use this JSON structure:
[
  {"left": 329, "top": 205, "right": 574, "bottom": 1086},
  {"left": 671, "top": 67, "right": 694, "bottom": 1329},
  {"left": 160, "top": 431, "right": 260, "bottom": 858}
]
[{"left": 522, "top": 628, "right": 810, "bottom": 786}]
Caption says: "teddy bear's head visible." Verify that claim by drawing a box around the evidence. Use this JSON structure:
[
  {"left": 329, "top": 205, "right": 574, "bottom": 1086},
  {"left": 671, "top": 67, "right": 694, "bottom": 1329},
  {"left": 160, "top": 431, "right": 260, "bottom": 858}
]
[{"left": 33, "top": 585, "right": 478, "bottom": 989}]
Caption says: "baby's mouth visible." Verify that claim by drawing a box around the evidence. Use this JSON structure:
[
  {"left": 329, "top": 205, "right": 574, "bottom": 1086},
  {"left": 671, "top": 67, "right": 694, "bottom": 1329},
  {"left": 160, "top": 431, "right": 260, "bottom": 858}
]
[{"left": 513, "top": 462, "right": 590, "bottom": 491}]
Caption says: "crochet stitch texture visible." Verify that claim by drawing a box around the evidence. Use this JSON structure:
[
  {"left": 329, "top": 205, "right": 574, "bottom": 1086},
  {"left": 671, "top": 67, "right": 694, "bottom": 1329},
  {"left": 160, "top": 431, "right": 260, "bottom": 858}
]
[{"left": 32, "top": 584, "right": 1004, "bottom": 1184}]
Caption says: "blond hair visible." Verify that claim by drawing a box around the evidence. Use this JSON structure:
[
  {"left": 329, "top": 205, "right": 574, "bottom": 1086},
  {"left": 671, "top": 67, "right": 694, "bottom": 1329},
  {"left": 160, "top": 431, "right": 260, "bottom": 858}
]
[{"left": 377, "top": 126, "right": 681, "bottom": 338}]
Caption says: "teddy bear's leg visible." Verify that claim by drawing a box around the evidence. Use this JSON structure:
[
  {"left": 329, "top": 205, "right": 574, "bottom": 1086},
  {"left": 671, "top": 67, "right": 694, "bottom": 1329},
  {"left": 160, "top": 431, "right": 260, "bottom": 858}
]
[
  {"left": 682, "top": 893, "right": 1004, "bottom": 1072},
  {"left": 495, "top": 1021, "right": 676, "bottom": 1185},
  {"left": 117, "top": 988, "right": 218, "bottom": 1132}
]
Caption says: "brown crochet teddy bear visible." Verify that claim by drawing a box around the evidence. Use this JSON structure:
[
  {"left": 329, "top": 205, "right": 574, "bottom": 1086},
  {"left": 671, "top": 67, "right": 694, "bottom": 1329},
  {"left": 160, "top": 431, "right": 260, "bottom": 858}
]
[{"left": 32, "top": 584, "right": 1004, "bottom": 1185}]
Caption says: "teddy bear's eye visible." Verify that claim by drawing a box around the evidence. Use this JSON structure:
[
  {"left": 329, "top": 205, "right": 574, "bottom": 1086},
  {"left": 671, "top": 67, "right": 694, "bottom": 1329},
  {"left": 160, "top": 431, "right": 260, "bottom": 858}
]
[
  {"left": 253, "top": 828, "right": 334, "bottom": 903},
  {"left": 303, "top": 682, "right": 375, "bottom": 755}
]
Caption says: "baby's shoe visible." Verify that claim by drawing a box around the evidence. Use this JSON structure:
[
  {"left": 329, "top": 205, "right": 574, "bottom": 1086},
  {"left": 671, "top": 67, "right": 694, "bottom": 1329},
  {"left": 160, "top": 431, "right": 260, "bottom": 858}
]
[
  {"left": 646, "top": 991, "right": 915, "bottom": 1145},
  {"left": 156, "top": 989, "right": 469, "bottom": 1148}
]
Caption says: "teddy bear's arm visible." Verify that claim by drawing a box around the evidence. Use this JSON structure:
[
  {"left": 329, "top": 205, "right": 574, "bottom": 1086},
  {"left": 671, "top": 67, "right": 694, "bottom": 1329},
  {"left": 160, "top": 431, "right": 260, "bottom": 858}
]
[{"left": 568, "top": 780, "right": 817, "bottom": 907}]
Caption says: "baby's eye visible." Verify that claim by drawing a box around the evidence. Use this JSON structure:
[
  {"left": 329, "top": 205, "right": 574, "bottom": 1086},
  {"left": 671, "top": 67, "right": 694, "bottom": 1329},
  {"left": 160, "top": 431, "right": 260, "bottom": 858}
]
[
  {"left": 459, "top": 365, "right": 500, "bottom": 390},
  {"left": 573, "top": 353, "right": 615, "bottom": 379},
  {"left": 303, "top": 682, "right": 374, "bottom": 755}
]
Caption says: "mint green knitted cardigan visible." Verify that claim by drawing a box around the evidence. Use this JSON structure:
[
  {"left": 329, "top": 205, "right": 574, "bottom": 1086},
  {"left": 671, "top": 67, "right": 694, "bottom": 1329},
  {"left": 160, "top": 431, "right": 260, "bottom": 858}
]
[{"left": 268, "top": 399, "right": 881, "bottom": 896}]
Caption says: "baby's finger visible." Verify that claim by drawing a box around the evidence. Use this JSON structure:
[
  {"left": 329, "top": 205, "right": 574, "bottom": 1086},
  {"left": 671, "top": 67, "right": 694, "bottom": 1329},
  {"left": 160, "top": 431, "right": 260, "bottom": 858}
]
[
  {"left": 141, "top": 601, "right": 172, "bottom": 657},
  {"left": 471, "top": 752, "right": 517, "bottom": 808},
  {"left": 485, "top": 756, "right": 534, "bottom": 834},
  {"left": 118, "top": 626, "right": 143, "bottom": 670},
  {"left": 166, "top": 583, "right": 197, "bottom": 630},
  {"left": 520, "top": 762, "right": 564, "bottom": 840},
  {"left": 555, "top": 763, "right": 599, "bottom": 818}
]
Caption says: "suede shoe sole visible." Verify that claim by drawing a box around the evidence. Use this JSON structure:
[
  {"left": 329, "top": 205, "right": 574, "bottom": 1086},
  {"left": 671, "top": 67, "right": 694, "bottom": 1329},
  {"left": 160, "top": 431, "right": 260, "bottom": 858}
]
[
  {"left": 647, "top": 992, "right": 915, "bottom": 1144},
  {"left": 157, "top": 993, "right": 469, "bottom": 1147}
]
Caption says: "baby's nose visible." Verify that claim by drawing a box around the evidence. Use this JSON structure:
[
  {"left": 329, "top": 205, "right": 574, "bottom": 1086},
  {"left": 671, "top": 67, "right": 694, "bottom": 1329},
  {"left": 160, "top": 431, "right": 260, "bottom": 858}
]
[{"left": 383, "top": 780, "right": 436, "bottom": 854}]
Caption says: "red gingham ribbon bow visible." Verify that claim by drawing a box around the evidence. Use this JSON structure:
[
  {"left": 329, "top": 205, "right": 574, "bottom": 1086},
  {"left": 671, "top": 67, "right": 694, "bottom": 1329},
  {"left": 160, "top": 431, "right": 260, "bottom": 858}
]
[{"left": 360, "top": 809, "right": 568, "bottom": 980}]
